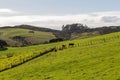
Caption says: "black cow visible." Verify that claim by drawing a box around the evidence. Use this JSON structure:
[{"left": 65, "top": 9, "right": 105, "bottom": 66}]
[
  {"left": 62, "top": 45, "right": 66, "bottom": 49},
  {"left": 69, "top": 43, "right": 74, "bottom": 47}
]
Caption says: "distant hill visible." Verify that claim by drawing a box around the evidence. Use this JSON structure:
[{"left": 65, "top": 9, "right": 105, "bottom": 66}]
[
  {"left": 62, "top": 23, "right": 120, "bottom": 39},
  {"left": 0, "top": 25, "right": 63, "bottom": 38},
  {"left": 0, "top": 27, "right": 56, "bottom": 47},
  {"left": 0, "top": 24, "right": 120, "bottom": 47}
]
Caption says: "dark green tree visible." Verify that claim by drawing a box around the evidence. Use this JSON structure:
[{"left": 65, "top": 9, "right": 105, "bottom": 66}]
[{"left": 0, "top": 40, "right": 7, "bottom": 49}]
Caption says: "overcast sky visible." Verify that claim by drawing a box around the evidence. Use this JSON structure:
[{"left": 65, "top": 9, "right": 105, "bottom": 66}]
[{"left": 0, "top": 0, "right": 120, "bottom": 30}]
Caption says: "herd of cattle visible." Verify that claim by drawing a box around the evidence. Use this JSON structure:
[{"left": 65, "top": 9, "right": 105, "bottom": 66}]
[
  {"left": 34, "top": 43, "right": 75, "bottom": 59},
  {"left": 51, "top": 43, "right": 75, "bottom": 52},
  {"left": 0, "top": 43, "right": 76, "bottom": 72}
]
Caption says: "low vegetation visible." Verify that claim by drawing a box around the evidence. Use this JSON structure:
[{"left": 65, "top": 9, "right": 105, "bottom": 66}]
[{"left": 0, "top": 32, "right": 120, "bottom": 79}]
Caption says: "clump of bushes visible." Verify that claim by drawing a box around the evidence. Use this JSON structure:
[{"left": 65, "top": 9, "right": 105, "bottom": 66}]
[
  {"left": 49, "top": 38, "right": 63, "bottom": 43},
  {"left": 6, "top": 53, "right": 13, "bottom": 58},
  {"left": 28, "top": 30, "right": 35, "bottom": 33},
  {"left": 0, "top": 40, "right": 8, "bottom": 49}
]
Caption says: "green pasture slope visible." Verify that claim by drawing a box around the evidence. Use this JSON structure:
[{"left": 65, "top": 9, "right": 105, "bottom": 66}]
[
  {"left": 0, "top": 28, "right": 55, "bottom": 46},
  {"left": 0, "top": 32, "right": 120, "bottom": 80}
]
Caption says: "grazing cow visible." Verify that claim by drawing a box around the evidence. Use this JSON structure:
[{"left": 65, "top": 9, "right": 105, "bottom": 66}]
[
  {"left": 54, "top": 48, "right": 57, "bottom": 52},
  {"left": 69, "top": 43, "right": 75, "bottom": 47},
  {"left": 59, "top": 45, "right": 67, "bottom": 50},
  {"left": 62, "top": 45, "right": 66, "bottom": 49},
  {"left": 52, "top": 47, "right": 57, "bottom": 52}
]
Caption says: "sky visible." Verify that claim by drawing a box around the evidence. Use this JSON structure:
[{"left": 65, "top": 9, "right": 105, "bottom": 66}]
[{"left": 0, "top": 0, "right": 120, "bottom": 30}]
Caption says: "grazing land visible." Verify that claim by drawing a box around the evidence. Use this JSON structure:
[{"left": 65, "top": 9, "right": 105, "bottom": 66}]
[{"left": 0, "top": 32, "right": 120, "bottom": 80}]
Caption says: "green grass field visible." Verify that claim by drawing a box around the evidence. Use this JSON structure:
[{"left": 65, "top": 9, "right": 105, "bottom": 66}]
[
  {"left": 0, "top": 32, "right": 120, "bottom": 80},
  {"left": 0, "top": 28, "right": 56, "bottom": 46}
]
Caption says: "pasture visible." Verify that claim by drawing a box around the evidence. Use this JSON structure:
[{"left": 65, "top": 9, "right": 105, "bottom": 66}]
[{"left": 0, "top": 32, "right": 120, "bottom": 80}]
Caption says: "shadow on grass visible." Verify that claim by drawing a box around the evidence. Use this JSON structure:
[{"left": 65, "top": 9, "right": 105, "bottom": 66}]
[{"left": 0, "top": 48, "right": 8, "bottom": 51}]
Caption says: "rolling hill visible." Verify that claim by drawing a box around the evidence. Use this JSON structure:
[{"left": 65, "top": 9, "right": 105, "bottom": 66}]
[
  {"left": 0, "top": 32, "right": 120, "bottom": 80},
  {"left": 0, "top": 24, "right": 120, "bottom": 47},
  {"left": 0, "top": 27, "right": 56, "bottom": 47}
]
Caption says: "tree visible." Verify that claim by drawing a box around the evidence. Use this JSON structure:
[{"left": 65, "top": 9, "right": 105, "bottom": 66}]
[
  {"left": 61, "top": 23, "right": 89, "bottom": 39},
  {"left": 0, "top": 40, "right": 7, "bottom": 49}
]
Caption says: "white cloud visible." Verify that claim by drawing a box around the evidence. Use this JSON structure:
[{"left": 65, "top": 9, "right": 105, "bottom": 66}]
[
  {"left": 0, "top": 9, "right": 18, "bottom": 14},
  {"left": 0, "top": 9, "right": 120, "bottom": 30}
]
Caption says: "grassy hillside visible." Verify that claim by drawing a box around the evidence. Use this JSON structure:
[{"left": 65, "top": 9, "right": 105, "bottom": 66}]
[
  {"left": 71, "top": 31, "right": 100, "bottom": 39},
  {"left": 0, "top": 28, "right": 56, "bottom": 46},
  {"left": 0, "top": 32, "right": 120, "bottom": 80}
]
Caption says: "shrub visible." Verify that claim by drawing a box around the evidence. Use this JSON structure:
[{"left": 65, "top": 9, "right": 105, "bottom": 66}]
[{"left": 28, "top": 31, "right": 35, "bottom": 33}]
